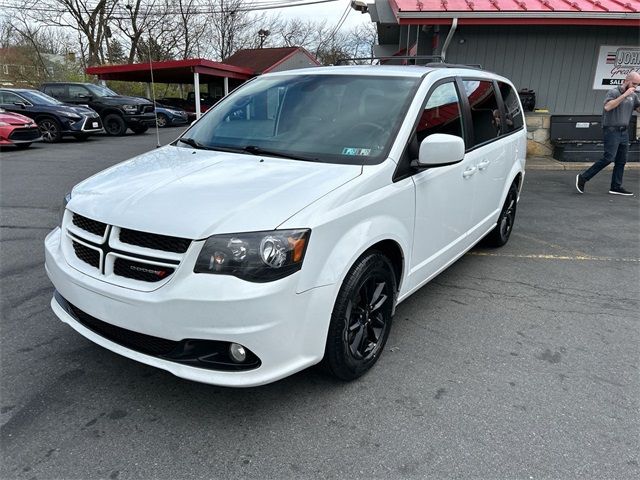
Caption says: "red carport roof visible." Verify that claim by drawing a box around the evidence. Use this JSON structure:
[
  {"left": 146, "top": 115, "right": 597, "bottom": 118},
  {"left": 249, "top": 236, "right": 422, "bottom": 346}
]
[
  {"left": 86, "top": 58, "right": 254, "bottom": 83},
  {"left": 389, "top": 0, "right": 640, "bottom": 25}
]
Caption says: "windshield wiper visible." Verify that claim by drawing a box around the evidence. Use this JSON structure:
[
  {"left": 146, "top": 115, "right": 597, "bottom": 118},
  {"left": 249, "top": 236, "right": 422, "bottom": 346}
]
[
  {"left": 177, "top": 137, "right": 211, "bottom": 150},
  {"left": 241, "top": 145, "right": 316, "bottom": 161}
]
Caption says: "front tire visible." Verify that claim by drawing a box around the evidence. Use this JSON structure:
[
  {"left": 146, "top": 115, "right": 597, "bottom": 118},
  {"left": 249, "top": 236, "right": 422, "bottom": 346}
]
[
  {"left": 37, "top": 117, "right": 62, "bottom": 143},
  {"left": 322, "top": 252, "right": 397, "bottom": 381},
  {"left": 103, "top": 114, "right": 127, "bottom": 136},
  {"left": 484, "top": 182, "right": 518, "bottom": 247},
  {"left": 156, "top": 113, "right": 168, "bottom": 128}
]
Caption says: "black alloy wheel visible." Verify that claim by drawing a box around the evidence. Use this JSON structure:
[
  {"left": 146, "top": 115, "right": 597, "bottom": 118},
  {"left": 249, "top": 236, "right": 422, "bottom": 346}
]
[
  {"left": 103, "top": 114, "right": 126, "bottom": 136},
  {"left": 156, "top": 113, "right": 168, "bottom": 128},
  {"left": 38, "top": 117, "right": 62, "bottom": 142},
  {"left": 484, "top": 182, "right": 518, "bottom": 247},
  {"left": 322, "top": 252, "right": 397, "bottom": 380}
]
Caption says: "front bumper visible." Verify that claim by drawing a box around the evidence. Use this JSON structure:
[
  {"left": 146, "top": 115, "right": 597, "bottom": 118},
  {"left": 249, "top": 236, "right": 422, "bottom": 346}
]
[
  {"left": 124, "top": 114, "right": 156, "bottom": 127},
  {"left": 44, "top": 227, "right": 336, "bottom": 387}
]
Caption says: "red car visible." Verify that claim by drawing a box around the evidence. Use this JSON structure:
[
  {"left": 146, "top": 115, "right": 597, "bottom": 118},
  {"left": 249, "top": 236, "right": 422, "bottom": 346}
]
[{"left": 0, "top": 109, "right": 42, "bottom": 149}]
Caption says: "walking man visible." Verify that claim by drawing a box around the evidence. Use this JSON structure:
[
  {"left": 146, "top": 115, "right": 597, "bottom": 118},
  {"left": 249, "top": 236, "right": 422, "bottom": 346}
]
[{"left": 576, "top": 71, "right": 640, "bottom": 196}]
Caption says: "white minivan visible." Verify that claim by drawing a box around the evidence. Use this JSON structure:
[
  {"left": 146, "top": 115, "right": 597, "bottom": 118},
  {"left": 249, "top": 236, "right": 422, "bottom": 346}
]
[{"left": 45, "top": 65, "right": 526, "bottom": 387}]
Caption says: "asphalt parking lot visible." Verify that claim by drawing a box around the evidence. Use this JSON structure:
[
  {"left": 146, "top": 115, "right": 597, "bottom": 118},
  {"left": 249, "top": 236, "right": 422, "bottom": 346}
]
[{"left": 1, "top": 129, "right": 639, "bottom": 480}]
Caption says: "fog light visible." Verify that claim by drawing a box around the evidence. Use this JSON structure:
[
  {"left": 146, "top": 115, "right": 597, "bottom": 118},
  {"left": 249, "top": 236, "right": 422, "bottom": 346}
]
[{"left": 229, "top": 343, "right": 247, "bottom": 363}]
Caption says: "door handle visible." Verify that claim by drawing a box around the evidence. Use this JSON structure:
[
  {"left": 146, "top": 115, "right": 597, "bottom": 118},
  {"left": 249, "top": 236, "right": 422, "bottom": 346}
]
[
  {"left": 477, "top": 160, "right": 490, "bottom": 170},
  {"left": 462, "top": 166, "right": 477, "bottom": 178}
]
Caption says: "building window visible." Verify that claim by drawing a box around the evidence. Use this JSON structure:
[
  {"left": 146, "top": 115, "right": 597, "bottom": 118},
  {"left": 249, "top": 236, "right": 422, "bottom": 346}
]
[{"left": 462, "top": 80, "right": 501, "bottom": 146}]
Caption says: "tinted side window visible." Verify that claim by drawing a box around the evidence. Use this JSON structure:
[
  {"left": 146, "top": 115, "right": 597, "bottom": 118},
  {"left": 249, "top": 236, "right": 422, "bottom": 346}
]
[
  {"left": 44, "top": 84, "right": 66, "bottom": 98},
  {"left": 68, "top": 85, "right": 90, "bottom": 99},
  {"left": 0, "top": 91, "right": 24, "bottom": 104},
  {"left": 416, "top": 82, "right": 464, "bottom": 142},
  {"left": 498, "top": 82, "right": 524, "bottom": 132},
  {"left": 462, "top": 80, "right": 501, "bottom": 146}
]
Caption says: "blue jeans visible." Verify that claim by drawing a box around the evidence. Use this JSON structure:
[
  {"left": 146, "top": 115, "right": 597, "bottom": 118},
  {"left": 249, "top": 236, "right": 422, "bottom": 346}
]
[{"left": 582, "top": 127, "right": 629, "bottom": 189}]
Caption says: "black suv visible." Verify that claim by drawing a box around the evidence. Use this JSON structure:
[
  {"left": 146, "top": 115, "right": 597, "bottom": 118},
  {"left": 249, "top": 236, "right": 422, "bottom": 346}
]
[
  {"left": 0, "top": 88, "right": 102, "bottom": 142},
  {"left": 40, "top": 82, "right": 155, "bottom": 136}
]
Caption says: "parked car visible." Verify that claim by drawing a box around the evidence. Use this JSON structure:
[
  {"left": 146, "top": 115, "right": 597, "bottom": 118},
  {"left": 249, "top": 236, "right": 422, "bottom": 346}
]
[
  {"left": 40, "top": 82, "right": 155, "bottom": 136},
  {"left": 158, "top": 92, "right": 217, "bottom": 121},
  {"left": 45, "top": 65, "right": 526, "bottom": 387},
  {"left": 0, "top": 109, "right": 42, "bottom": 148},
  {"left": 152, "top": 102, "right": 189, "bottom": 127},
  {"left": 0, "top": 88, "right": 102, "bottom": 142}
]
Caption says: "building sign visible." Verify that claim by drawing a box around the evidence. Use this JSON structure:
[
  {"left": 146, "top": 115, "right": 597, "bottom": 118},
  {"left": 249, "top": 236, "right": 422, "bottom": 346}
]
[{"left": 593, "top": 45, "right": 640, "bottom": 90}]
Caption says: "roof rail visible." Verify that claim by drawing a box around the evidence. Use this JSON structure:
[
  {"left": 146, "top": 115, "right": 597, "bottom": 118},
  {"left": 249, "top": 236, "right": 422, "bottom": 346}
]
[
  {"left": 425, "top": 62, "right": 484, "bottom": 70},
  {"left": 335, "top": 55, "right": 443, "bottom": 66}
]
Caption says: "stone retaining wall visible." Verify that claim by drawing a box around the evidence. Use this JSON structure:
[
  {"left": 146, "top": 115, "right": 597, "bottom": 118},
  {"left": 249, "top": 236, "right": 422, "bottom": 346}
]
[{"left": 525, "top": 113, "right": 552, "bottom": 157}]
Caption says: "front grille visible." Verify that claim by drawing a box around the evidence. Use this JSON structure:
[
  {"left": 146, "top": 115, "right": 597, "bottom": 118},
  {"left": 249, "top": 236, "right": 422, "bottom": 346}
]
[
  {"left": 120, "top": 228, "right": 190, "bottom": 253},
  {"left": 72, "top": 213, "right": 107, "bottom": 237},
  {"left": 113, "top": 257, "right": 174, "bottom": 282},
  {"left": 72, "top": 240, "right": 100, "bottom": 268},
  {"left": 8, "top": 128, "right": 40, "bottom": 141},
  {"left": 65, "top": 298, "right": 178, "bottom": 355},
  {"left": 83, "top": 117, "right": 102, "bottom": 131}
]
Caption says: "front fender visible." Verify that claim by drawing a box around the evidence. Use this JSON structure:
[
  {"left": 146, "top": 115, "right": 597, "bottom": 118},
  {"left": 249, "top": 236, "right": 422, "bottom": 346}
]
[{"left": 290, "top": 177, "right": 415, "bottom": 295}]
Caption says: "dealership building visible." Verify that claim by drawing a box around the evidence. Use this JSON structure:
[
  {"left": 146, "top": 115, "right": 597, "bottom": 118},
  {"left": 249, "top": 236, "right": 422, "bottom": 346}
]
[{"left": 363, "top": 0, "right": 640, "bottom": 158}]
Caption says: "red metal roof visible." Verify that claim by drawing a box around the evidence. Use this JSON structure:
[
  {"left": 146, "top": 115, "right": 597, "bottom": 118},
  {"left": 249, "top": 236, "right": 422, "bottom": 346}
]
[
  {"left": 86, "top": 58, "right": 254, "bottom": 83},
  {"left": 389, "top": 0, "right": 640, "bottom": 25},
  {"left": 223, "top": 47, "right": 319, "bottom": 73}
]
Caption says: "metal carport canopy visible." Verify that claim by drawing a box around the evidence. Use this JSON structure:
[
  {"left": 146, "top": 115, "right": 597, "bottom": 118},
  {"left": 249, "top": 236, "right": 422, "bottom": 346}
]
[{"left": 86, "top": 58, "right": 255, "bottom": 118}]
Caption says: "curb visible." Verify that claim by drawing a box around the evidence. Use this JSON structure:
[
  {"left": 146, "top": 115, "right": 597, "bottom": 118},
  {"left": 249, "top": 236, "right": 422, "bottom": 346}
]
[{"left": 526, "top": 157, "right": 640, "bottom": 171}]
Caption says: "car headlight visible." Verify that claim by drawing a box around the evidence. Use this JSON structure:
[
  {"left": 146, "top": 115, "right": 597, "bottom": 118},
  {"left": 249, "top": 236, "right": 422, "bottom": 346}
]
[
  {"left": 194, "top": 229, "right": 311, "bottom": 282},
  {"left": 59, "top": 192, "right": 72, "bottom": 226},
  {"left": 60, "top": 112, "right": 82, "bottom": 120},
  {"left": 121, "top": 105, "right": 137, "bottom": 114}
]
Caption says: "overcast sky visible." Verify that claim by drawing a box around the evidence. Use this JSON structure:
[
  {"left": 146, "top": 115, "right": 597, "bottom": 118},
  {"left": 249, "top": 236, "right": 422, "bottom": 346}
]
[{"left": 262, "top": 0, "right": 373, "bottom": 30}]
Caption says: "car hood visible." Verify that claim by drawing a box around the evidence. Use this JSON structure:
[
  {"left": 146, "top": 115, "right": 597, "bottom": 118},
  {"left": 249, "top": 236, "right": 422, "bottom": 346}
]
[
  {"left": 99, "top": 95, "right": 152, "bottom": 106},
  {"left": 0, "top": 111, "right": 33, "bottom": 124},
  {"left": 34, "top": 103, "right": 95, "bottom": 116},
  {"left": 69, "top": 146, "right": 362, "bottom": 239}
]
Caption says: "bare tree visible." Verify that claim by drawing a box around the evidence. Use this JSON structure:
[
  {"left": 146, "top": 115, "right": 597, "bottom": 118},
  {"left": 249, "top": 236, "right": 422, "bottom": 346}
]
[
  {"left": 205, "top": 0, "right": 254, "bottom": 61},
  {"left": 33, "top": 0, "right": 119, "bottom": 66}
]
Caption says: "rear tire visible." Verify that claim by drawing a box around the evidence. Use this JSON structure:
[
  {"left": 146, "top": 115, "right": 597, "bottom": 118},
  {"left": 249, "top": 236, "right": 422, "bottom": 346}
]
[
  {"left": 322, "top": 252, "right": 397, "bottom": 381},
  {"left": 484, "top": 182, "right": 518, "bottom": 247},
  {"left": 103, "top": 114, "right": 127, "bottom": 136},
  {"left": 37, "top": 117, "right": 62, "bottom": 143}
]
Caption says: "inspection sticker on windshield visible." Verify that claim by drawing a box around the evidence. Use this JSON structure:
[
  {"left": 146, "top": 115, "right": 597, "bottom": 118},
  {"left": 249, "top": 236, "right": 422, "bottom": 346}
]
[{"left": 342, "top": 147, "right": 371, "bottom": 156}]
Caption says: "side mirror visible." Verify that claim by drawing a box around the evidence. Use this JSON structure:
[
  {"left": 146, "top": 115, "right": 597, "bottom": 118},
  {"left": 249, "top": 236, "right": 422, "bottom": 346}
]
[
  {"left": 413, "top": 134, "right": 465, "bottom": 168},
  {"left": 79, "top": 94, "right": 93, "bottom": 101},
  {"left": 13, "top": 102, "right": 27, "bottom": 109}
]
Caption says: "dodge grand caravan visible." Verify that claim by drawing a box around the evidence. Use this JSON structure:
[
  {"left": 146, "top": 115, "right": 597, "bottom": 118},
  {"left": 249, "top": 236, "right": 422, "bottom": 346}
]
[{"left": 45, "top": 65, "right": 526, "bottom": 387}]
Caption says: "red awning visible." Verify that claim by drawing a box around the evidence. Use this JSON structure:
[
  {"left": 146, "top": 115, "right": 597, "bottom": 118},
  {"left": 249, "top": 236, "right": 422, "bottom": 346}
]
[
  {"left": 86, "top": 58, "right": 254, "bottom": 83},
  {"left": 389, "top": 0, "right": 640, "bottom": 25}
]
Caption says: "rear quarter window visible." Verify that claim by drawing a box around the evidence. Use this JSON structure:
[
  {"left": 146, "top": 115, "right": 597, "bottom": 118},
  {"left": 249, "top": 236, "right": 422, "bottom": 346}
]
[
  {"left": 498, "top": 82, "right": 525, "bottom": 133},
  {"left": 44, "top": 85, "right": 66, "bottom": 98}
]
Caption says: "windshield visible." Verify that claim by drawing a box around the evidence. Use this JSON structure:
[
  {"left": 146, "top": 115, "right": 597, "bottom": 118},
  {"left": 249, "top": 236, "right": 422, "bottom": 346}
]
[
  {"left": 182, "top": 74, "right": 421, "bottom": 165},
  {"left": 20, "top": 90, "right": 63, "bottom": 106},
  {"left": 86, "top": 84, "right": 118, "bottom": 97}
]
